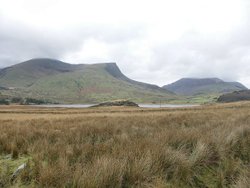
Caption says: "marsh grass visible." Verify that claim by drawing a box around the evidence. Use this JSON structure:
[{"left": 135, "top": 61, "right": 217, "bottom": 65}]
[{"left": 0, "top": 103, "right": 249, "bottom": 187}]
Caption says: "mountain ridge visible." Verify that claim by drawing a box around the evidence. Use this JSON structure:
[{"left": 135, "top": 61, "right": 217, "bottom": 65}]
[
  {"left": 163, "top": 78, "right": 247, "bottom": 96},
  {"left": 0, "top": 58, "right": 176, "bottom": 103}
]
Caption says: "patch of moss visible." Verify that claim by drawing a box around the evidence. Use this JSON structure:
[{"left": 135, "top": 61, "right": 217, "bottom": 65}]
[{"left": 0, "top": 154, "right": 32, "bottom": 186}]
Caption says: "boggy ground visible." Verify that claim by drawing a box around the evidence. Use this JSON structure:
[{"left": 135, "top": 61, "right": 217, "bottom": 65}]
[{"left": 0, "top": 103, "right": 249, "bottom": 187}]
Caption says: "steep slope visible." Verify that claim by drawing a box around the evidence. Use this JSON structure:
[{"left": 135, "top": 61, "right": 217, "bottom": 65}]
[
  {"left": 163, "top": 78, "right": 247, "bottom": 96},
  {"left": 105, "top": 63, "right": 171, "bottom": 92},
  {"left": 0, "top": 58, "right": 176, "bottom": 103},
  {"left": 217, "top": 90, "right": 250, "bottom": 102}
]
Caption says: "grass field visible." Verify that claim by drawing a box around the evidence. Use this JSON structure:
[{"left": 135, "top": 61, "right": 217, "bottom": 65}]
[{"left": 0, "top": 103, "right": 249, "bottom": 187}]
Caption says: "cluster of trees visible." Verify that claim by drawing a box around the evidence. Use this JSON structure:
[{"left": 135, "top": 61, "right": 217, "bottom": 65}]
[
  {"left": 0, "top": 98, "right": 10, "bottom": 105},
  {"left": 0, "top": 97, "right": 55, "bottom": 105},
  {"left": 22, "top": 98, "right": 53, "bottom": 105}
]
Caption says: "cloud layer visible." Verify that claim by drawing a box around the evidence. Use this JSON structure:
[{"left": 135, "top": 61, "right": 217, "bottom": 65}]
[{"left": 0, "top": 0, "right": 250, "bottom": 87}]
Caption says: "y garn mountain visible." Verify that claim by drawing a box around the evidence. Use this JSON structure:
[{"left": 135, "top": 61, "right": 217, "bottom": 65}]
[{"left": 0, "top": 58, "right": 176, "bottom": 103}]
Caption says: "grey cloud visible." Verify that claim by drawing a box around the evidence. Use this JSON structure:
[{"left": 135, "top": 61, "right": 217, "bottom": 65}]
[
  {"left": 1, "top": 6, "right": 250, "bottom": 88},
  {"left": 0, "top": 20, "right": 79, "bottom": 66},
  {"left": 145, "top": 26, "right": 250, "bottom": 86},
  {"left": 0, "top": 15, "right": 145, "bottom": 67}
]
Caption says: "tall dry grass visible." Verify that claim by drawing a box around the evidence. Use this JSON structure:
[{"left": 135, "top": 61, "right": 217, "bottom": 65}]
[{"left": 0, "top": 103, "right": 249, "bottom": 187}]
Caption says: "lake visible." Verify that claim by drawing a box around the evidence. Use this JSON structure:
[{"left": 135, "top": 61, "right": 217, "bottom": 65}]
[{"left": 35, "top": 104, "right": 199, "bottom": 108}]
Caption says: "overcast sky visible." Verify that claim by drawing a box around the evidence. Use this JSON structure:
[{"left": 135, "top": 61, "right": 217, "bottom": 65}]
[{"left": 0, "top": 0, "right": 250, "bottom": 87}]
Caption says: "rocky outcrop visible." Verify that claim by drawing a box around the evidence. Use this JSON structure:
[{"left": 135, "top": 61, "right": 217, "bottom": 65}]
[
  {"left": 92, "top": 100, "right": 139, "bottom": 107},
  {"left": 11, "top": 163, "right": 27, "bottom": 182}
]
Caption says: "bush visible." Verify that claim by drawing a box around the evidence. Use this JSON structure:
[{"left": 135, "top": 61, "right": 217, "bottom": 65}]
[
  {"left": 23, "top": 98, "right": 50, "bottom": 105},
  {"left": 0, "top": 99, "right": 9, "bottom": 105},
  {"left": 11, "top": 97, "right": 23, "bottom": 104}
]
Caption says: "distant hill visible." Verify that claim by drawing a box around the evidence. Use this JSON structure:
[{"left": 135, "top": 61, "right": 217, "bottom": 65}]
[
  {"left": 217, "top": 90, "right": 250, "bottom": 103},
  {"left": 163, "top": 78, "right": 247, "bottom": 96},
  {"left": 0, "top": 58, "right": 176, "bottom": 103}
]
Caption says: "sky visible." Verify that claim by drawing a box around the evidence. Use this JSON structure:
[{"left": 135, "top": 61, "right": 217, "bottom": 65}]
[{"left": 0, "top": 0, "right": 250, "bottom": 87}]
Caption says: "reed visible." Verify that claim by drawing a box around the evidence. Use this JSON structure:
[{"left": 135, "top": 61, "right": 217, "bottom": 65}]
[{"left": 0, "top": 103, "right": 249, "bottom": 187}]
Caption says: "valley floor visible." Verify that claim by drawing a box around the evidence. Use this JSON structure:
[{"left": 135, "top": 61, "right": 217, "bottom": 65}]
[{"left": 0, "top": 103, "right": 249, "bottom": 187}]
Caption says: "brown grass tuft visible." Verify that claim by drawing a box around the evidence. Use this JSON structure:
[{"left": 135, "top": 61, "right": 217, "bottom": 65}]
[{"left": 0, "top": 103, "right": 249, "bottom": 187}]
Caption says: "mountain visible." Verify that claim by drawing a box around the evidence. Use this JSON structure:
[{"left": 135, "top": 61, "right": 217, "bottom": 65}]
[
  {"left": 162, "top": 78, "right": 247, "bottom": 96},
  {"left": 217, "top": 90, "right": 250, "bottom": 103},
  {"left": 0, "top": 58, "right": 176, "bottom": 103},
  {"left": 0, "top": 59, "right": 84, "bottom": 87}
]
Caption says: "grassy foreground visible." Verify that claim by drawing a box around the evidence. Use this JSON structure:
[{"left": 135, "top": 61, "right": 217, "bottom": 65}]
[{"left": 0, "top": 103, "right": 249, "bottom": 187}]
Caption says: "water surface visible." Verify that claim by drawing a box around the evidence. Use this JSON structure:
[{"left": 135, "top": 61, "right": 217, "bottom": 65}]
[
  {"left": 36, "top": 104, "right": 199, "bottom": 108},
  {"left": 139, "top": 104, "right": 199, "bottom": 108}
]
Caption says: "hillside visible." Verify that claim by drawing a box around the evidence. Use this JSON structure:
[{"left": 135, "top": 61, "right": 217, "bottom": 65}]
[
  {"left": 163, "top": 78, "right": 247, "bottom": 96},
  {"left": 0, "top": 58, "right": 176, "bottom": 103},
  {"left": 217, "top": 90, "right": 250, "bottom": 102},
  {"left": 0, "top": 59, "right": 84, "bottom": 87}
]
